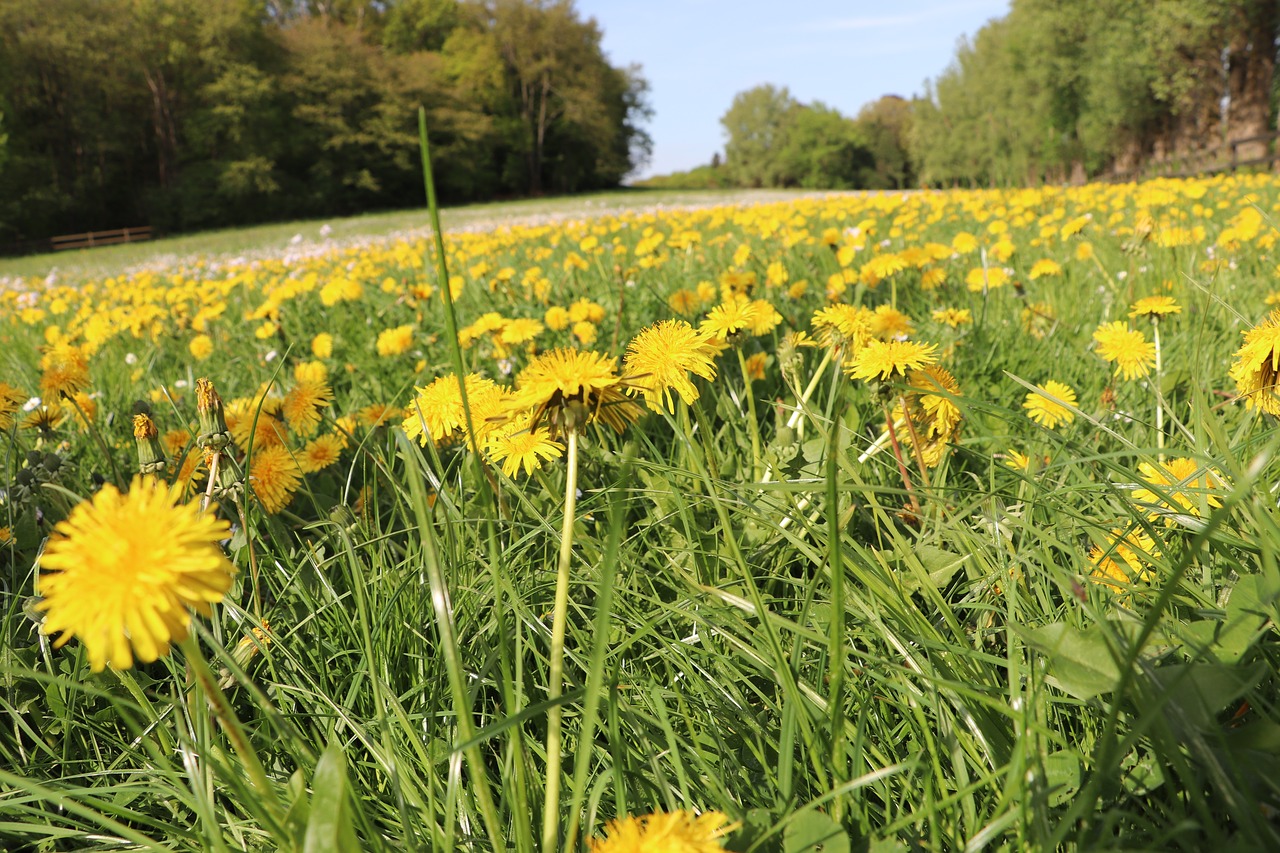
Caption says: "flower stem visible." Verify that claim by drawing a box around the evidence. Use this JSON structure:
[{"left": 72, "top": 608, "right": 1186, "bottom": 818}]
[
  {"left": 542, "top": 428, "right": 579, "bottom": 852},
  {"left": 1153, "top": 317, "right": 1164, "bottom": 462},
  {"left": 899, "top": 394, "right": 932, "bottom": 497},
  {"left": 736, "top": 348, "right": 763, "bottom": 482},
  {"left": 180, "top": 634, "right": 287, "bottom": 836},
  {"left": 882, "top": 402, "right": 921, "bottom": 519}
]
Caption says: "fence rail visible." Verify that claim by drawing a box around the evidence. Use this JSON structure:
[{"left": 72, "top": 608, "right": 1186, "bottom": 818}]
[
  {"left": 50, "top": 226, "right": 154, "bottom": 251},
  {"left": 1108, "top": 131, "right": 1280, "bottom": 183}
]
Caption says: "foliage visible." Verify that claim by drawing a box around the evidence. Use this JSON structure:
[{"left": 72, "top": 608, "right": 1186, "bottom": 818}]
[
  {"left": 4, "top": 173, "right": 1280, "bottom": 849},
  {"left": 0, "top": 0, "right": 651, "bottom": 243},
  {"left": 911, "top": 0, "right": 1280, "bottom": 186}
]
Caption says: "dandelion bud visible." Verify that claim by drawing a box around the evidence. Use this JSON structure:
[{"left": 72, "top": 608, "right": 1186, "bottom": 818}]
[
  {"left": 133, "top": 413, "right": 167, "bottom": 474},
  {"left": 195, "top": 378, "right": 232, "bottom": 451}
]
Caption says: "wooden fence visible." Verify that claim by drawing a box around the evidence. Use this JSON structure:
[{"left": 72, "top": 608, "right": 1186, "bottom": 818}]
[
  {"left": 50, "top": 226, "right": 154, "bottom": 251},
  {"left": 1108, "top": 131, "right": 1280, "bottom": 183},
  {"left": 0, "top": 226, "right": 155, "bottom": 259}
]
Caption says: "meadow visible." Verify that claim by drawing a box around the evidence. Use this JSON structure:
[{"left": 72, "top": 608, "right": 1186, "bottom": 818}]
[{"left": 3, "top": 172, "right": 1280, "bottom": 851}]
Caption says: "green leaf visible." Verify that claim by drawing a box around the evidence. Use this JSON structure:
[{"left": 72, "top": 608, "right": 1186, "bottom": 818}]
[
  {"left": 783, "top": 811, "right": 849, "bottom": 853},
  {"left": 304, "top": 744, "right": 360, "bottom": 853},
  {"left": 1149, "top": 662, "right": 1267, "bottom": 732},
  {"left": 1022, "top": 623, "right": 1121, "bottom": 700}
]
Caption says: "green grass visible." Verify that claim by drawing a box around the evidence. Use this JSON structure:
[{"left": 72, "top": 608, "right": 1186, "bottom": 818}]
[
  {"left": 3, "top": 175, "right": 1280, "bottom": 851},
  {"left": 0, "top": 188, "right": 827, "bottom": 283}
]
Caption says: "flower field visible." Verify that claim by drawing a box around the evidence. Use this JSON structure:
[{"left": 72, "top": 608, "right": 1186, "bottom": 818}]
[{"left": 5, "top": 174, "right": 1280, "bottom": 850}]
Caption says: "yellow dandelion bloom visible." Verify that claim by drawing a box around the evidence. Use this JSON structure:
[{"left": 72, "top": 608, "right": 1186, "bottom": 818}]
[
  {"left": 1131, "top": 457, "right": 1227, "bottom": 522},
  {"left": 700, "top": 294, "right": 757, "bottom": 341},
  {"left": 1028, "top": 259, "right": 1062, "bottom": 279},
  {"left": 39, "top": 342, "right": 89, "bottom": 400},
  {"left": 0, "top": 382, "right": 26, "bottom": 430},
  {"left": 871, "top": 304, "right": 915, "bottom": 339},
  {"left": 1129, "top": 296, "right": 1181, "bottom": 320},
  {"left": 485, "top": 413, "right": 565, "bottom": 476},
  {"left": 189, "top": 334, "right": 214, "bottom": 361},
  {"left": 311, "top": 333, "right": 334, "bottom": 358},
  {"left": 931, "top": 307, "right": 972, "bottom": 328},
  {"left": 893, "top": 365, "right": 963, "bottom": 467},
  {"left": 282, "top": 380, "right": 333, "bottom": 438},
  {"left": 1089, "top": 528, "right": 1158, "bottom": 593},
  {"left": 623, "top": 319, "right": 719, "bottom": 413},
  {"left": 507, "top": 348, "right": 641, "bottom": 438},
  {"left": 501, "top": 317, "right": 544, "bottom": 349},
  {"left": 248, "top": 444, "right": 302, "bottom": 514},
  {"left": 744, "top": 352, "right": 768, "bottom": 381},
  {"left": 1092, "top": 321, "right": 1156, "bottom": 381},
  {"left": 846, "top": 340, "right": 939, "bottom": 382},
  {"left": 23, "top": 404, "right": 66, "bottom": 435},
  {"left": 36, "top": 475, "right": 235, "bottom": 672},
  {"left": 545, "top": 305, "right": 571, "bottom": 330},
  {"left": 375, "top": 324, "right": 415, "bottom": 357},
  {"left": 403, "top": 373, "right": 509, "bottom": 447},
  {"left": 299, "top": 433, "right": 344, "bottom": 473},
  {"left": 358, "top": 402, "right": 403, "bottom": 427},
  {"left": 589, "top": 810, "right": 734, "bottom": 853},
  {"left": 573, "top": 321, "right": 599, "bottom": 346},
  {"left": 294, "top": 360, "right": 328, "bottom": 384},
  {"left": 1023, "top": 380, "right": 1077, "bottom": 429},
  {"left": 226, "top": 397, "right": 287, "bottom": 451},
  {"left": 965, "top": 266, "right": 1009, "bottom": 292},
  {"left": 1229, "top": 310, "right": 1280, "bottom": 415},
  {"left": 812, "top": 304, "right": 874, "bottom": 353},
  {"left": 569, "top": 298, "right": 606, "bottom": 324}
]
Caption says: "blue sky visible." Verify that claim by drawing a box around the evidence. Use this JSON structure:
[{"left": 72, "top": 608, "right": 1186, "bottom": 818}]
[{"left": 574, "top": 0, "right": 1011, "bottom": 178}]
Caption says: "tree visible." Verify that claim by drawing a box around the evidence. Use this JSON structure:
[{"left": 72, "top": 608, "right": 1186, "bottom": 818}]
[
  {"left": 720, "top": 84, "right": 798, "bottom": 187},
  {"left": 774, "top": 103, "right": 874, "bottom": 189},
  {"left": 855, "top": 96, "right": 914, "bottom": 188}
]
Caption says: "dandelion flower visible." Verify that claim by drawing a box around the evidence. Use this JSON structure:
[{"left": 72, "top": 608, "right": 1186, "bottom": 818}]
[
  {"left": 485, "top": 413, "right": 564, "bottom": 476},
  {"left": 36, "top": 475, "right": 235, "bottom": 672},
  {"left": 1131, "top": 457, "right": 1226, "bottom": 522},
  {"left": 871, "top": 305, "right": 914, "bottom": 339},
  {"left": 1028, "top": 259, "right": 1062, "bottom": 280},
  {"left": 23, "top": 403, "right": 66, "bottom": 436},
  {"left": 248, "top": 444, "right": 302, "bottom": 514},
  {"left": 299, "top": 433, "right": 344, "bottom": 473},
  {"left": 1023, "top": 380, "right": 1077, "bottom": 429},
  {"left": 1229, "top": 310, "right": 1280, "bottom": 415},
  {"left": 894, "top": 366, "right": 963, "bottom": 467},
  {"left": 507, "top": 348, "right": 641, "bottom": 437},
  {"left": 931, "top": 308, "right": 972, "bottom": 328},
  {"left": 1089, "top": 528, "right": 1158, "bottom": 593},
  {"left": 573, "top": 321, "right": 599, "bottom": 346},
  {"left": 1129, "top": 296, "right": 1181, "bottom": 320},
  {"left": 846, "top": 340, "right": 938, "bottom": 382},
  {"left": 375, "top": 324, "right": 414, "bottom": 357},
  {"left": 39, "top": 343, "right": 89, "bottom": 400},
  {"left": 358, "top": 402, "right": 402, "bottom": 427},
  {"left": 0, "top": 382, "right": 26, "bottom": 429},
  {"left": 545, "top": 306, "right": 571, "bottom": 330},
  {"left": 227, "top": 396, "right": 287, "bottom": 451},
  {"left": 1092, "top": 321, "right": 1155, "bottom": 380},
  {"left": 812, "top": 304, "right": 874, "bottom": 353},
  {"left": 311, "top": 333, "right": 334, "bottom": 358},
  {"left": 189, "top": 334, "right": 214, "bottom": 361},
  {"left": 282, "top": 379, "right": 333, "bottom": 438},
  {"left": 623, "top": 319, "right": 719, "bottom": 413},
  {"left": 403, "top": 373, "right": 509, "bottom": 447},
  {"left": 700, "top": 295, "right": 757, "bottom": 342},
  {"left": 589, "top": 810, "right": 734, "bottom": 853}
]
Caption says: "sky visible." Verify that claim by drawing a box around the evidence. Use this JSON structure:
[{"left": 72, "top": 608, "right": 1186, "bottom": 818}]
[{"left": 574, "top": 0, "right": 1011, "bottom": 179}]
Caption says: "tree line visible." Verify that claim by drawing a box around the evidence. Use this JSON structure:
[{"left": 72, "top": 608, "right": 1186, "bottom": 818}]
[
  {"left": 911, "top": 0, "right": 1279, "bottom": 186},
  {"left": 0, "top": 0, "right": 651, "bottom": 245},
  {"left": 653, "top": 0, "right": 1276, "bottom": 192}
]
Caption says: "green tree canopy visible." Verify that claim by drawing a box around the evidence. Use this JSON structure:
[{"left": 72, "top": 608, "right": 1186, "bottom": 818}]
[{"left": 0, "top": 0, "right": 651, "bottom": 244}]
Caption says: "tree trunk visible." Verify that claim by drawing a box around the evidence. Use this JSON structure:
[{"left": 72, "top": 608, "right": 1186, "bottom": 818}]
[{"left": 1225, "top": 0, "right": 1278, "bottom": 162}]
